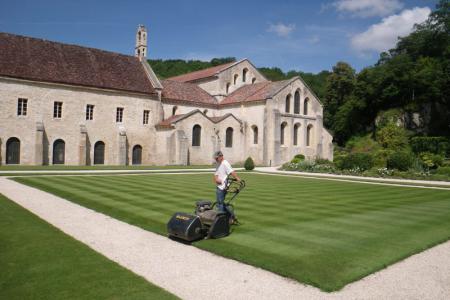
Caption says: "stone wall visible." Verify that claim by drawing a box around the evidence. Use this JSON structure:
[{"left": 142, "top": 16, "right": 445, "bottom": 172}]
[{"left": 0, "top": 77, "right": 161, "bottom": 165}]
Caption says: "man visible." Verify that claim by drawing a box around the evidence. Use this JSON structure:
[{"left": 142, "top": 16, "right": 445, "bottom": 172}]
[{"left": 213, "top": 151, "right": 240, "bottom": 216}]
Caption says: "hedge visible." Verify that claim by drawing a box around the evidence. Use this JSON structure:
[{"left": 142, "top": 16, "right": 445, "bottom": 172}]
[
  {"left": 387, "top": 151, "right": 414, "bottom": 171},
  {"left": 410, "top": 137, "right": 450, "bottom": 156},
  {"left": 338, "top": 153, "right": 373, "bottom": 171}
]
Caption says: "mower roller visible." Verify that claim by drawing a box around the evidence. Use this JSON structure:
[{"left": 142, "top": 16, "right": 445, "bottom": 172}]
[{"left": 167, "top": 175, "right": 246, "bottom": 242}]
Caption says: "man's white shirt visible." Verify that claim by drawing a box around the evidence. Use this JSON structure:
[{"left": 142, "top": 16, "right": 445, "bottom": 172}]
[{"left": 215, "top": 160, "right": 233, "bottom": 190}]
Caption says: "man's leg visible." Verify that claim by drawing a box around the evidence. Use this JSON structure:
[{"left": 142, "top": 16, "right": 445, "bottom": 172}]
[{"left": 216, "top": 188, "right": 226, "bottom": 212}]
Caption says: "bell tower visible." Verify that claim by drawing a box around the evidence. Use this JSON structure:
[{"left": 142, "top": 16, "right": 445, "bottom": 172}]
[{"left": 135, "top": 24, "right": 147, "bottom": 60}]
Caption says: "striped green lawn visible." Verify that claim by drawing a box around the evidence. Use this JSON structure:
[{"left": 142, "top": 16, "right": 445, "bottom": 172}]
[
  {"left": 0, "top": 194, "right": 177, "bottom": 300},
  {"left": 14, "top": 173, "right": 450, "bottom": 291}
]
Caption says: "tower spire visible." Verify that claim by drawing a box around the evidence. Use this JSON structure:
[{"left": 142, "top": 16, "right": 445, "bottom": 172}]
[{"left": 135, "top": 24, "right": 147, "bottom": 60}]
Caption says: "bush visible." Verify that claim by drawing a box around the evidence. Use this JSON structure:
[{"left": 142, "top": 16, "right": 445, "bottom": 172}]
[
  {"left": 291, "top": 154, "right": 305, "bottom": 164},
  {"left": 376, "top": 123, "right": 410, "bottom": 150},
  {"left": 436, "top": 166, "right": 450, "bottom": 176},
  {"left": 387, "top": 151, "right": 414, "bottom": 171},
  {"left": 339, "top": 153, "right": 374, "bottom": 171},
  {"left": 315, "top": 158, "right": 333, "bottom": 165},
  {"left": 411, "top": 137, "right": 450, "bottom": 156},
  {"left": 419, "top": 152, "right": 444, "bottom": 170},
  {"left": 244, "top": 157, "right": 255, "bottom": 171},
  {"left": 345, "top": 135, "right": 381, "bottom": 153}
]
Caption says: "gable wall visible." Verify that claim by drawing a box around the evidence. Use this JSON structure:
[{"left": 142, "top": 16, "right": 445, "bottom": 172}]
[{"left": 198, "top": 60, "right": 267, "bottom": 100}]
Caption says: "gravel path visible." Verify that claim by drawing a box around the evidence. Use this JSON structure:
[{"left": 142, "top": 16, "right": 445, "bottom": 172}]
[{"left": 1, "top": 176, "right": 449, "bottom": 300}]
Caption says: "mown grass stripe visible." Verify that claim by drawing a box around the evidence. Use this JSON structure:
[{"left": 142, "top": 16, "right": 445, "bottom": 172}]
[{"left": 14, "top": 173, "right": 450, "bottom": 292}]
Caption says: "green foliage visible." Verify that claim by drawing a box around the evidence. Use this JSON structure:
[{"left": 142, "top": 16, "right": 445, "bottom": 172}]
[
  {"left": 387, "top": 151, "right": 414, "bottom": 171},
  {"left": 419, "top": 152, "right": 444, "bottom": 169},
  {"left": 244, "top": 157, "right": 255, "bottom": 170},
  {"left": 376, "top": 124, "right": 410, "bottom": 150},
  {"left": 410, "top": 136, "right": 450, "bottom": 155},
  {"left": 149, "top": 57, "right": 236, "bottom": 79},
  {"left": 257, "top": 68, "right": 330, "bottom": 100},
  {"left": 291, "top": 154, "right": 306, "bottom": 164},
  {"left": 338, "top": 153, "right": 374, "bottom": 171},
  {"left": 436, "top": 166, "right": 450, "bottom": 175},
  {"left": 376, "top": 108, "right": 404, "bottom": 128},
  {"left": 345, "top": 135, "right": 381, "bottom": 153}
]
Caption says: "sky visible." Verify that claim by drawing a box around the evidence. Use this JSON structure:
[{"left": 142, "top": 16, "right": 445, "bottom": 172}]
[{"left": 0, "top": 0, "right": 439, "bottom": 73}]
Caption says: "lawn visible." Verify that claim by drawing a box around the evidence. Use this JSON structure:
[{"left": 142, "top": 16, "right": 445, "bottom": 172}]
[
  {"left": 0, "top": 194, "right": 177, "bottom": 300},
  {"left": 14, "top": 173, "right": 450, "bottom": 292}
]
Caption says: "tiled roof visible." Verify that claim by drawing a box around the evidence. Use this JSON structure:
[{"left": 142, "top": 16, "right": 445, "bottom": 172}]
[
  {"left": 0, "top": 32, "right": 157, "bottom": 95},
  {"left": 161, "top": 80, "right": 217, "bottom": 105},
  {"left": 167, "top": 61, "right": 237, "bottom": 82},
  {"left": 156, "top": 110, "right": 242, "bottom": 130},
  {"left": 221, "top": 78, "right": 296, "bottom": 105},
  {"left": 155, "top": 114, "right": 186, "bottom": 129}
]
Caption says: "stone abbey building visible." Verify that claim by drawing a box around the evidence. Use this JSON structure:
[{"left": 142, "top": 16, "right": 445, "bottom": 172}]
[{"left": 0, "top": 25, "right": 333, "bottom": 166}]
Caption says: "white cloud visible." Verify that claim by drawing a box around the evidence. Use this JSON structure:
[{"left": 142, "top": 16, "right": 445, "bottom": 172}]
[
  {"left": 267, "top": 23, "right": 296, "bottom": 37},
  {"left": 333, "top": 0, "right": 404, "bottom": 17},
  {"left": 308, "top": 35, "right": 320, "bottom": 44},
  {"left": 351, "top": 7, "right": 431, "bottom": 53}
]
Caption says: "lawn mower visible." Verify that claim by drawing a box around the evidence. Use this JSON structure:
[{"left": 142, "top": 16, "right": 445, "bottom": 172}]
[{"left": 167, "top": 175, "right": 246, "bottom": 242}]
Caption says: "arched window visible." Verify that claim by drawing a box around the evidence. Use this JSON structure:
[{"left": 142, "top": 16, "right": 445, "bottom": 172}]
[
  {"left": 6, "top": 137, "right": 20, "bottom": 164},
  {"left": 280, "top": 122, "right": 287, "bottom": 145},
  {"left": 225, "top": 127, "right": 233, "bottom": 148},
  {"left": 94, "top": 141, "right": 105, "bottom": 165},
  {"left": 138, "top": 31, "right": 141, "bottom": 42},
  {"left": 137, "top": 49, "right": 140, "bottom": 56},
  {"left": 285, "top": 94, "right": 291, "bottom": 113},
  {"left": 293, "top": 123, "right": 300, "bottom": 146},
  {"left": 172, "top": 106, "right": 178, "bottom": 116},
  {"left": 53, "top": 139, "right": 65, "bottom": 164},
  {"left": 304, "top": 98, "right": 309, "bottom": 115},
  {"left": 132, "top": 145, "right": 142, "bottom": 165},
  {"left": 192, "top": 124, "right": 201, "bottom": 146},
  {"left": 252, "top": 78, "right": 256, "bottom": 84},
  {"left": 252, "top": 125, "right": 258, "bottom": 144},
  {"left": 226, "top": 83, "right": 231, "bottom": 94},
  {"left": 242, "top": 68, "right": 248, "bottom": 82},
  {"left": 307, "top": 124, "right": 314, "bottom": 146},
  {"left": 203, "top": 109, "right": 208, "bottom": 115},
  {"left": 233, "top": 74, "right": 238, "bottom": 85},
  {"left": 294, "top": 90, "right": 300, "bottom": 114}
]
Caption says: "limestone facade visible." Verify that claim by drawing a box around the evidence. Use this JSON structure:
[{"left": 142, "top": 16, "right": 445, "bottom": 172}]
[{"left": 0, "top": 28, "right": 333, "bottom": 166}]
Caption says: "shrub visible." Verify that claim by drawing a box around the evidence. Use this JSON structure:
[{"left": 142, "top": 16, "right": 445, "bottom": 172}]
[
  {"left": 291, "top": 154, "right": 305, "bottom": 164},
  {"left": 372, "top": 149, "right": 392, "bottom": 168},
  {"left": 345, "top": 135, "right": 381, "bottom": 153},
  {"left": 419, "top": 152, "right": 444, "bottom": 170},
  {"left": 375, "top": 123, "right": 410, "bottom": 150},
  {"left": 244, "top": 157, "right": 255, "bottom": 171},
  {"left": 436, "top": 166, "right": 450, "bottom": 176},
  {"left": 339, "top": 153, "right": 374, "bottom": 171},
  {"left": 411, "top": 137, "right": 450, "bottom": 156},
  {"left": 315, "top": 158, "right": 333, "bottom": 165},
  {"left": 387, "top": 151, "right": 414, "bottom": 171}
]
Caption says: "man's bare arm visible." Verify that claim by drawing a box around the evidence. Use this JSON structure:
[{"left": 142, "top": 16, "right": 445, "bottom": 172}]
[{"left": 231, "top": 171, "right": 241, "bottom": 181}]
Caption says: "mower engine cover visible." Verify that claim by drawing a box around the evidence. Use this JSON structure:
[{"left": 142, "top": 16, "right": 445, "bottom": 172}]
[{"left": 167, "top": 212, "right": 203, "bottom": 241}]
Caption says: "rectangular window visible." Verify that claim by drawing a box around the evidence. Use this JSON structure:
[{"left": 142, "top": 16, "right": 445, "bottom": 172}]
[
  {"left": 86, "top": 104, "right": 94, "bottom": 120},
  {"left": 17, "top": 98, "right": 28, "bottom": 116},
  {"left": 116, "top": 107, "right": 124, "bottom": 123},
  {"left": 143, "top": 110, "right": 150, "bottom": 124},
  {"left": 53, "top": 101, "right": 62, "bottom": 119}
]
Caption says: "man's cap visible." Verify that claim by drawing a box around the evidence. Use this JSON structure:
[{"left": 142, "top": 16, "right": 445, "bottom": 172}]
[{"left": 213, "top": 150, "right": 223, "bottom": 158}]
